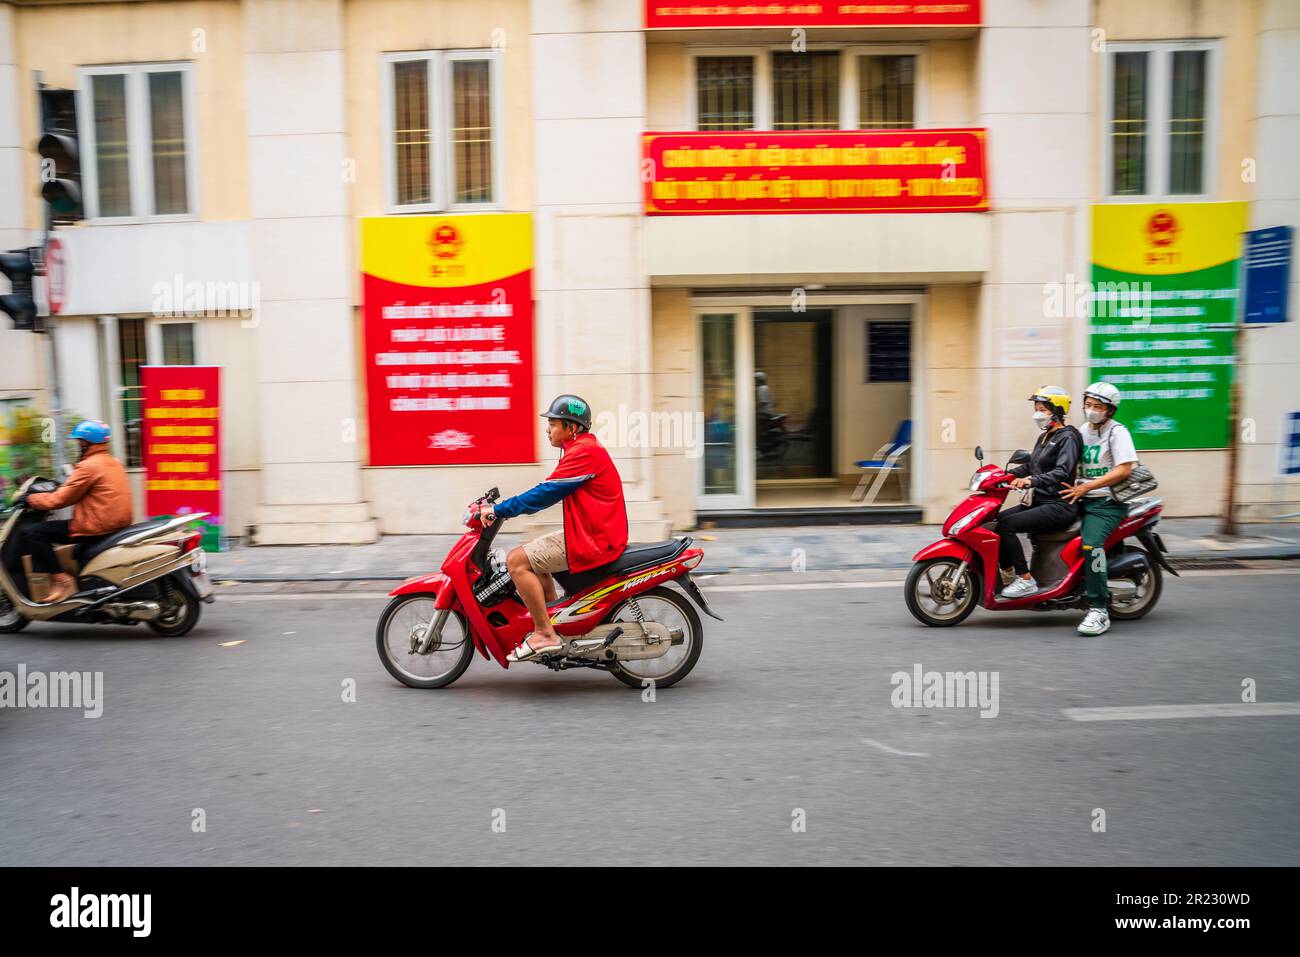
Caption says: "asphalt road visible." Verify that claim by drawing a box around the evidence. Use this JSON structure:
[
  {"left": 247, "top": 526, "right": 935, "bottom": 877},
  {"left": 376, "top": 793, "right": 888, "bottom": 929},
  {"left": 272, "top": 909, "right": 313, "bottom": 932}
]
[{"left": 1, "top": 566, "right": 1297, "bottom": 866}]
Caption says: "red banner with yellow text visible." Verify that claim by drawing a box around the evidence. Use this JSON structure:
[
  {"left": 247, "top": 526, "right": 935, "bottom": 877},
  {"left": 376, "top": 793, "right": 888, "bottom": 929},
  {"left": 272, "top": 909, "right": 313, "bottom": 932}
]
[
  {"left": 645, "top": 1, "right": 981, "bottom": 29},
  {"left": 643, "top": 129, "right": 989, "bottom": 215},
  {"left": 361, "top": 214, "right": 536, "bottom": 467},
  {"left": 142, "top": 365, "right": 222, "bottom": 551}
]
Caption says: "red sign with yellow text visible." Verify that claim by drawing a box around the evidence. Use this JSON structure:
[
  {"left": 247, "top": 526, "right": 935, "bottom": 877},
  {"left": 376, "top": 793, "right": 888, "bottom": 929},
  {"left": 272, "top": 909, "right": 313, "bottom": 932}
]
[
  {"left": 361, "top": 214, "right": 536, "bottom": 466},
  {"left": 645, "top": 1, "right": 981, "bottom": 29},
  {"left": 643, "top": 129, "right": 989, "bottom": 215},
  {"left": 142, "top": 365, "right": 222, "bottom": 550}
]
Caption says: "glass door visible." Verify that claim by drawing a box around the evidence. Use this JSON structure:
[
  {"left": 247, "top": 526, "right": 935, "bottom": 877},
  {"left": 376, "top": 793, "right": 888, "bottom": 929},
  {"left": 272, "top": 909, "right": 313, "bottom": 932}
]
[{"left": 697, "top": 310, "right": 754, "bottom": 509}]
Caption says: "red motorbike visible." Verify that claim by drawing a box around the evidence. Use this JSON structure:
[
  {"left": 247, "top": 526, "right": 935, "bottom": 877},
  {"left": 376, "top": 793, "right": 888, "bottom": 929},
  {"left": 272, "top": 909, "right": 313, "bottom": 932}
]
[
  {"left": 375, "top": 487, "right": 721, "bottom": 688},
  {"left": 905, "top": 446, "right": 1177, "bottom": 627}
]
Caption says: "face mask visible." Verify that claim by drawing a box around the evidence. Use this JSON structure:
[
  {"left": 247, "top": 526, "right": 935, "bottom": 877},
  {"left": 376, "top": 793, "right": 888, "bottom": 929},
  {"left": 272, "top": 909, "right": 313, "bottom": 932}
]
[
  {"left": 1085, "top": 409, "right": 1106, "bottom": 425},
  {"left": 1032, "top": 411, "right": 1051, "bottom": 430}
]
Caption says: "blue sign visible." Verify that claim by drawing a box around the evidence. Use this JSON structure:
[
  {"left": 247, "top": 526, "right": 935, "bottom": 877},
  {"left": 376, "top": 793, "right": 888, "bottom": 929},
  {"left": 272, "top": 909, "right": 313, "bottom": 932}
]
[
  {"left": 1243, "top": 226, "right": 1292, "bottom": 323},
  {"left": 1284, "top": 411, "right": 1300, "bottom": 476}
]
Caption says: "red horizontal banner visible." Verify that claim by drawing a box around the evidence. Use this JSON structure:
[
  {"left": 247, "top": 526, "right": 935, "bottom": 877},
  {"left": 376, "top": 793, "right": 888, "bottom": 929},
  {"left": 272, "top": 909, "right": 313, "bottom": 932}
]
[
  {"left": 646, "top": 2, "right": 982, "bottom": 29},
  {"left": 643, "top": 128, "right": 990, "bottom": 215}
]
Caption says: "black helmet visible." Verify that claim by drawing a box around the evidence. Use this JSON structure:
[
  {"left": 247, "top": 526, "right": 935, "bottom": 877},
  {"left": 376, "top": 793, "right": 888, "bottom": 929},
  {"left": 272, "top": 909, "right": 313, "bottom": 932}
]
[{"left": 541, "top": 393, "right": 592, "bottom": 431}]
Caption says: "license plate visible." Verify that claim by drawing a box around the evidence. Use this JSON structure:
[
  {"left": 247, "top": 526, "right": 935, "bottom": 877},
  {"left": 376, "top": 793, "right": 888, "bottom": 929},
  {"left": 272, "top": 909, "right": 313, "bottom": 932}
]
[{"left": 191, "top": 571, "right": 214, "bottom": 600}]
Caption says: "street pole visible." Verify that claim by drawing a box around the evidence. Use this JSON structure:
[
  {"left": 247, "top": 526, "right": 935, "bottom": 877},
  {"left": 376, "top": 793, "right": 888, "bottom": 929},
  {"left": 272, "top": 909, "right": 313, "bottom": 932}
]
[{"left": 33, "top": 71, "right": 65, "bottom": 477}]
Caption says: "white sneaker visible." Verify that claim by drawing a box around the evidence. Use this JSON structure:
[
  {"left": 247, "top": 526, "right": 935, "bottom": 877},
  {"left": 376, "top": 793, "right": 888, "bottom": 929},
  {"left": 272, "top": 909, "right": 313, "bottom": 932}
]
[
  {"left": 1000, "top": 576, "right": 1038, "bottom": 599},
  {"left": 1078, "top": 608, "right": 1110, "bottom": 636}
]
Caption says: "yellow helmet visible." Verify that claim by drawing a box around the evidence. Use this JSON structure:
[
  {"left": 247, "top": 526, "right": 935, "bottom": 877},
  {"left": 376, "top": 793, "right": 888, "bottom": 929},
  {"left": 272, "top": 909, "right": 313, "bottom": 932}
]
[{"left": 1029, "top": 386, "right": 1071, "bottom": 418}]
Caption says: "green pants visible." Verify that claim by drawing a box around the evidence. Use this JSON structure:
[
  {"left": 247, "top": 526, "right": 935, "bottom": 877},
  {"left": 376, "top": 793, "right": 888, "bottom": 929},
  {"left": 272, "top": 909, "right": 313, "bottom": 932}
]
[{"left": 1080, "top": 497, "right": 1128, "bottom": 609}]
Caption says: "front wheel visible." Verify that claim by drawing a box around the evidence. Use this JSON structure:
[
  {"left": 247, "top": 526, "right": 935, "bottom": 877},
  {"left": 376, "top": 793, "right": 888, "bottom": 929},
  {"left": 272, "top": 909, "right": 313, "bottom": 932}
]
[
  {"left": 905, "top": 558, "right": 979, "bottom": 627},
  {"left": 607, "top": 586, "right": 703, "bottom": 690},
  {"left": 376, "top": 596, "right": 475, "bottom": 689}
]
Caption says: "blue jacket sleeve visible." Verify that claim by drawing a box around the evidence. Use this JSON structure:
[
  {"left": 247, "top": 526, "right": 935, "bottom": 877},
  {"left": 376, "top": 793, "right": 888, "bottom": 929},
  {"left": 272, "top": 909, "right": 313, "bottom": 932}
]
[{"left": 493, "top": 473, "right": 594, "bottom": 519}]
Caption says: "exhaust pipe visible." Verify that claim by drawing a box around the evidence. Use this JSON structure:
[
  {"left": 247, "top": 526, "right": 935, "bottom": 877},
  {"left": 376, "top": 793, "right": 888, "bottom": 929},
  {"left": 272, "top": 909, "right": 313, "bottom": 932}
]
[{"left": 103, "top": 600, "right": 161, "bottom": 622}]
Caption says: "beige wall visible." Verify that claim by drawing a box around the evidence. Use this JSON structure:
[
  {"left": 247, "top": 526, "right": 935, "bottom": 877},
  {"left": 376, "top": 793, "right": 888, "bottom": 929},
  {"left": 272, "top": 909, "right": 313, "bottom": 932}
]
[
  {"left": 15, "top": 0, "right": 250, "bottom": 225},
  {"left": 650, "top": 287, "right": 696, "bottom": 530},
  {"left": 835, "top": 305, "right": 911, "bottom": 479}
]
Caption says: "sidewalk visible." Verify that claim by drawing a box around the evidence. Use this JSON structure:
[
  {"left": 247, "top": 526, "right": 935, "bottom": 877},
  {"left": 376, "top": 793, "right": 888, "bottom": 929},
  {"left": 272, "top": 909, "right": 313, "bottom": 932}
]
[{"left": 208, "top": 517, "right": 1300, "bottom": 582}]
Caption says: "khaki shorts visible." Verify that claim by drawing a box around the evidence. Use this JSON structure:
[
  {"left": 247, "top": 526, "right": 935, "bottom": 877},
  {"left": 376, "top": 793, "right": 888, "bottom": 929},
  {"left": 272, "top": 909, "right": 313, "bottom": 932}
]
[{"left": 522, "top": 530, "right": 568, "bottom": 574}]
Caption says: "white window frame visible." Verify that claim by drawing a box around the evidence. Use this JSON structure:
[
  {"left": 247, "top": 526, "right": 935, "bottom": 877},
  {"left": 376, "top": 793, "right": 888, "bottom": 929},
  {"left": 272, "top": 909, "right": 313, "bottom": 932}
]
[
  {"left": 77, "top": 62, "right": 199, "bottom": 223},
  {"left": 1101, "top": 40, "right": 1220, "bottom": 201},
  {"left": 686, "top": 44, "right": 927, "bottom": 132},
  {"left": 381, "top": 49, "right": 504, "bottom": 214}
]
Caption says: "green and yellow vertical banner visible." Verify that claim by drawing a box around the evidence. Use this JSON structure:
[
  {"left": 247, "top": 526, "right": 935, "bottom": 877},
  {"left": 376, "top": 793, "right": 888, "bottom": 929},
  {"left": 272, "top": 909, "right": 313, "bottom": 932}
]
[{"left": 1090, "top": 202, "right": 1247, "bottom": 450}]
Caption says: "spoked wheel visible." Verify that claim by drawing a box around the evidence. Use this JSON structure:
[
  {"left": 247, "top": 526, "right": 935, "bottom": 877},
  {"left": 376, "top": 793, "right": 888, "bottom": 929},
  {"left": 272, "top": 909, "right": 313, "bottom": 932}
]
[
  {"left": 376, "top": 595, "right": 475, "bottom": 689},
  {"left": 0, "top": 590, "right": 28, "bottom": 633},
  {"left": 606, "top": 586, "right": 702, "bottom": 690},
  {"left": 1108, "top": 546, "right": 1163, "bottom": 621},
  {"left": 147, "top": 577, "right": 201, "bottom": 637},
  {"left": 905, "top": 558, "right": 979, "bottom": 627}
]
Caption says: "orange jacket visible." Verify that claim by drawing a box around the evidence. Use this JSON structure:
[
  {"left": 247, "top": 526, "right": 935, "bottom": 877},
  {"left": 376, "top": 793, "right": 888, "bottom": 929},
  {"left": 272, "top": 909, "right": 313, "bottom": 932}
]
[{"left": 26, "top": 444, "right": 133, "bottom": 536}]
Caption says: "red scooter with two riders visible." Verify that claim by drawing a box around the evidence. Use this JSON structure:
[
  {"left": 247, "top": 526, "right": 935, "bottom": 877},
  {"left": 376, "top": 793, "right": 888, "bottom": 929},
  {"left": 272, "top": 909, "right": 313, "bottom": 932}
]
[
  {"left": 905, "top": 445, "right": 1177, "bottom": 627},
  {"left": 375, "top": 486, "right": 721, "bottom": 689}
]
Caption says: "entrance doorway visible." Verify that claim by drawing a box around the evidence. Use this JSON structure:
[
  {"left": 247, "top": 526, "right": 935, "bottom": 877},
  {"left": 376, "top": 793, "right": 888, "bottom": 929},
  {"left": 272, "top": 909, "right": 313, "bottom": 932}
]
[{"left": 696, "top": 298, "right": 918, "bottom": 513}]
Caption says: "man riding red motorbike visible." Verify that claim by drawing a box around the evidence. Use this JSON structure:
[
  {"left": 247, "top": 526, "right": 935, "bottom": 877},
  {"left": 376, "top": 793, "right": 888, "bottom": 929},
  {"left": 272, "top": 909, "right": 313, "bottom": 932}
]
[{"left": 479, "top": 394, "right": 628, "bottom": 661}]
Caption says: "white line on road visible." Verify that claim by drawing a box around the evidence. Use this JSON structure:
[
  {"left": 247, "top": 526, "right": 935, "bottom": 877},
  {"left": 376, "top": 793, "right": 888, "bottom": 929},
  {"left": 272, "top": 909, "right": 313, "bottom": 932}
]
[
  {"left": 1063, "top": 702, "right": 1300, "bottom": 722},
  {"left": 861, "top": 737, "right": 929, "bottom": 757}
]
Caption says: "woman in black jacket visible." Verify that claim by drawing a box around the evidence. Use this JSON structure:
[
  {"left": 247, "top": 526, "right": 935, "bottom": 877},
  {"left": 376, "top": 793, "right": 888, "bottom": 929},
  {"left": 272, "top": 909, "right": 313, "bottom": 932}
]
[{"left": 996, "top": 387, "right": 1082, "bottom": 598}]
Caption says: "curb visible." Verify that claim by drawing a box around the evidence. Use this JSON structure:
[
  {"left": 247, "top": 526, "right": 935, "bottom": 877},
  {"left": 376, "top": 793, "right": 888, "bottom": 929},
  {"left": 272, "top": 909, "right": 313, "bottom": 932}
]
[{"left": 208, "top": 547, "right": 1299, "bottom": 584}]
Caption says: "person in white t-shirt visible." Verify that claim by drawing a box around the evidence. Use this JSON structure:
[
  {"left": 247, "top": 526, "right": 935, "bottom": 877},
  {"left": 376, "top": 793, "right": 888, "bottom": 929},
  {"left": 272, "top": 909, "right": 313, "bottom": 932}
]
[{"left": 1060, "top": 382, "right": 1138, "bottom": 636}]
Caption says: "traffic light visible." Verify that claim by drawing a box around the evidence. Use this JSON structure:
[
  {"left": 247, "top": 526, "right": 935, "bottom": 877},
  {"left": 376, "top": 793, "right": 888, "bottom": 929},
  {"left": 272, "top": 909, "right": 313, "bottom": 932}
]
[
  {"left": 37, "top": 89, "right": 81, "bottom": 222},
  {"left": 0, "top": 249, "right": 37, "bottom": 331}
]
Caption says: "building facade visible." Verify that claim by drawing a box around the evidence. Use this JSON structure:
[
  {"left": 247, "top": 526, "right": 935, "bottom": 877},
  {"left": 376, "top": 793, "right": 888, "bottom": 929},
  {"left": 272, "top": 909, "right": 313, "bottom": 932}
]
[{"left": 1, "top": 0, "right": 1296, "bottom": 541}]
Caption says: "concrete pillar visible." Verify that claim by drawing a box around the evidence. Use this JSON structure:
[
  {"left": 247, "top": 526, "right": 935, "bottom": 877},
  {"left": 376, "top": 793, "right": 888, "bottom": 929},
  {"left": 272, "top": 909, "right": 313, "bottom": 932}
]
[
  {"left": 243, "top": 0, "right": 377, "bottom": 543},
  {"left": 528, "top": 0, "right": 670, "bottom": 539}
]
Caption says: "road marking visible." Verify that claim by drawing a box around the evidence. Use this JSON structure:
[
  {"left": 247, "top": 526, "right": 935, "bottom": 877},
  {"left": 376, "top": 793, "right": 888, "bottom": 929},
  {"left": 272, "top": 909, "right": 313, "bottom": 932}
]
[
  {"left": 1064, "top": 702, "right": 1300, "bottom": 722},
  {"left": 861, "top": 737, "right": 929, "bottom": 757}
]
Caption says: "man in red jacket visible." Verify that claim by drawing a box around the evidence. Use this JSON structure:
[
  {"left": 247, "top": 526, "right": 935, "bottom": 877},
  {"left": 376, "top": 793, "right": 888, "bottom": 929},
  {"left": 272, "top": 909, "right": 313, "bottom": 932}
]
[{"left": 480, "top": 394, "right": 628, "bottom": 660}]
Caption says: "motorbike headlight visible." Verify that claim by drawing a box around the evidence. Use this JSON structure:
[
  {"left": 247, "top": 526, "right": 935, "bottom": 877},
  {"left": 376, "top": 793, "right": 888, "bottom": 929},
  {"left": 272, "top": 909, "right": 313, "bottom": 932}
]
[
  {"left": 968, "top": 471, "right": 984, "bottom": 491},
  {"left": 948, "top": 511, "right": 979, "bottom": 537}
]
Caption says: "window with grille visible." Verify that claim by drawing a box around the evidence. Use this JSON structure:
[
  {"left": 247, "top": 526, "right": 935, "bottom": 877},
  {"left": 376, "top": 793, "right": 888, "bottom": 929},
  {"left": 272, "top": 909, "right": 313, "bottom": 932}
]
[
  {"left": 386, "top": 51, "right": 499, "bottom": 210},
  {"left": 772, "top": 52, "right": 840, "bottom": 130},
  {"left": 866, "top": 320, "right": 911, "bottom": 383},
  {"left": 80, "top": 64, "right": 194, "bottom": 218},
  {"left": 858, "top": 55, "right": 915, "bottom": 129},
  {"left": 696, "top": 56, "right": 755, "bottom": 131},
  {"left": 160, "top": 323, "right": 196, "bottom": 365},
  {"left": 118, "top": 318, "right": 147, "bottom": 467},
  {"left": 1106, "top": 43, "right": 1214, "bottom": 197}
]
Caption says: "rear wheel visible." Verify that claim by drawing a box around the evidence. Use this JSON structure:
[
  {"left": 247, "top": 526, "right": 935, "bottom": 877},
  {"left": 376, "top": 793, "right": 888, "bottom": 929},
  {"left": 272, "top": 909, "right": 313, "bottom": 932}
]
[
  {"left": 607, "top": 586, "right": 702, "bottom": 690},
  {"left": 1108, "top": 546, "right": 1162, "bottom": 621},
  {"left": 147, "top": 577, "right": 201, "bottom": 637},
  {"left": 376, "top": 596, "right": 475, "bottom": 689},
  {"left": 0, "top": 590, "right": 29, "bottom": 633},
  {"left": 905, "top": 558, "right": 979, "bottom": 627}
]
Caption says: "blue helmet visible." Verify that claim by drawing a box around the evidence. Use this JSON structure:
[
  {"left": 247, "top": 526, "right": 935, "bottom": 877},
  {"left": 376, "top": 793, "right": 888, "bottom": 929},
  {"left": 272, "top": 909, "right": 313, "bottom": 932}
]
[{"left": 70, "top": 420, "right": 111, "bottom": 444}]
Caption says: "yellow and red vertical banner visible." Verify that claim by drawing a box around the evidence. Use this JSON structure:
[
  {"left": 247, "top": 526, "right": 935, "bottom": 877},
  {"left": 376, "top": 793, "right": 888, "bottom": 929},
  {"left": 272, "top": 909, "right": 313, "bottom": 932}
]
[
  {"left": 142, "top": 365, "right": 222, "bottom": 551},
  {"left": 361, "top": 214, "right": 536, "bottom": 466}
]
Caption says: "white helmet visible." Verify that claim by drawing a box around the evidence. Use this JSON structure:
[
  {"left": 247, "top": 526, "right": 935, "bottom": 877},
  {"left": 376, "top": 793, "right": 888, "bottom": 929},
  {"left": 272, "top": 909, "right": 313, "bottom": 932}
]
[{"left": 1083, "top": 381, "right": 1122, "bottom": 409}]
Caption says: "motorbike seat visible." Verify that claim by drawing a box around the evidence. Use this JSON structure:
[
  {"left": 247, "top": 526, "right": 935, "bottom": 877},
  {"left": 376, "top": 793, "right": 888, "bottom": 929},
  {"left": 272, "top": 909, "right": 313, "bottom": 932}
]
[
  {"left": 76, "top": 518, "right": 178, "bottom": 566},
  {"left": 1030, "top": 519, "right": 1082, "bottom": 543},
  {"left": 553, "top": 537, "right": 693, "bottom": 596}
]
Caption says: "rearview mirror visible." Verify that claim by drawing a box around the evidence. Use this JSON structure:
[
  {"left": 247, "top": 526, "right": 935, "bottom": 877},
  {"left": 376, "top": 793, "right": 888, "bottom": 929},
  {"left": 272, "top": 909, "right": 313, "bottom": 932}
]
[
  {"left": 974, "top": 446, "right": 984, "bottom": 462},
  {"left": 1008, "top": 449, "right": 1030, "bottom": 466}
]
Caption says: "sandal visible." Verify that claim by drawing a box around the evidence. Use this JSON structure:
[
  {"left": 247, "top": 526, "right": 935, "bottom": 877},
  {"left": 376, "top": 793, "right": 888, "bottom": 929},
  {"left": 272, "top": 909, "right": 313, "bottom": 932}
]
[{"left": 508, "top": 633, "right": 563, "bottom": 662}]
